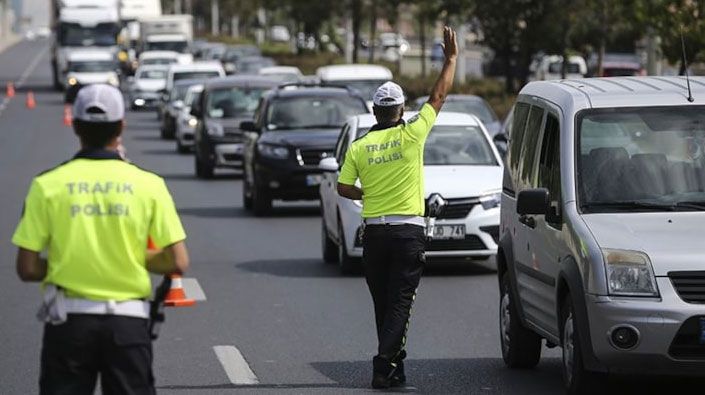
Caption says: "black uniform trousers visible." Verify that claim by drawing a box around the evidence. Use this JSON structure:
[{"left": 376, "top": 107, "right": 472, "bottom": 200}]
[
  {"left": 362, "top": 223, "right": 426, "bottom": 375},
  {"left": 40, "top": 314, "right": 155, "bottom": 395}
]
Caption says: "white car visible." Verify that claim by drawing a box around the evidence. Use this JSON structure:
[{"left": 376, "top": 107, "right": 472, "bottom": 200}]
[
  {"left": 175, "top": 84, "right": 203, "bottom": 153},
  {"left": 64, "top": 50, "right": 120, "bottom": 100},
  {"left": 258, "top": 66, "right": 302, "bottom": 84},
  {"left": 165, "top": 62, "right": 225, "bottom": 96},
  {"left": 319, "top": 112, "right": 504, "bottom": 273},
  {"left": 128, "top": 65, "right": 168, "bottom": 109},
  {"left": 316, "top": 64, "right": 393, "bottom": 109},
  {"left": 138, "top": 50, "right": 192, "bottom": 67},
  {"left": 530, "top": 54, "right": 587, "bottom": 81}
]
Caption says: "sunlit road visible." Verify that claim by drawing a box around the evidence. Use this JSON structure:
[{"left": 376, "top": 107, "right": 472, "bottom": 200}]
[{"left": 1, "top": 39, "right": 702, "bottom": 394}]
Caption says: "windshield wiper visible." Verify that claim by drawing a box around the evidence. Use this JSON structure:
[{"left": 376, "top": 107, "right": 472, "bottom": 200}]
[
  {"left": 583, "top": 201, "right": 705, "bottom": 212},
  {"left": 673, "top": 201, "right": 705, "bottom": 211}
]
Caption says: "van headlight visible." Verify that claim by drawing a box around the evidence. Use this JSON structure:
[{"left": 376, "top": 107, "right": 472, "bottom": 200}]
[
  {"left": 603, "top": 249, "right": 659, "bottom": 297},
  {"left": 258, "top": 143, "right": 289, "bottom": 159},
  {"left": 479, "top": 190, "right": 501, "bottom": 210}
]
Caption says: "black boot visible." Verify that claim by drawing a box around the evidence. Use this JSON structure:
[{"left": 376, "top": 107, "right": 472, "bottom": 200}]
[
  {"left": 390, "top": 360, "right": 406, "bottom": 387},
  {"left": 371, "top": 356, "right": 397, "bottom": 389}
]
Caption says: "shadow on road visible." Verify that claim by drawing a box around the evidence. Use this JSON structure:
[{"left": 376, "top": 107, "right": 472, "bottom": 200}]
[
  {"left": 161, "top": 172, "right": 241, "bottom": 181},
  {"left": 311, "top": 358, "right": 563, "bottom": 394},
  {"left": 178, "top": 206, "right": 248, "bottom": 218}
]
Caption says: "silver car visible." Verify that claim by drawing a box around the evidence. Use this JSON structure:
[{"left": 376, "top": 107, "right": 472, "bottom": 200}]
[{"left": 499, "top": 76, "right": 705, "bottom": 394}]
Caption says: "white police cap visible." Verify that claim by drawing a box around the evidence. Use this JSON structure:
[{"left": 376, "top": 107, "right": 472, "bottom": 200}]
[
  {"left": 372, "top": 81, "right": 405, "bottom": 107},
  {"left": 73, "top": 84, "right": 125, "bottom": 122}
]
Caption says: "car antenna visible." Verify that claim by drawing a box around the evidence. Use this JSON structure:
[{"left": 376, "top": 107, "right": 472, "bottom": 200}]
[{"left": 680, "top": 27, "right": 695, "bottom": 102}]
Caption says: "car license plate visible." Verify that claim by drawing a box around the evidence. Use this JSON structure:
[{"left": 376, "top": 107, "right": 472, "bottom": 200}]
[
  {"left": 433, "top": 225, "right": 465, "bottom": 240},
  {"left": 306, "top": 174, "right": 323, "bottom": 186}
]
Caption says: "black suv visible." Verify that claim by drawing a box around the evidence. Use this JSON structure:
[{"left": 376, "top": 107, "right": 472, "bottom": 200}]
[
  {"left": 241, "top": 84, "right": 370, "bottom": 215},
  {"left": 190, "top": 76, "right": 280, "bottom": 178}
]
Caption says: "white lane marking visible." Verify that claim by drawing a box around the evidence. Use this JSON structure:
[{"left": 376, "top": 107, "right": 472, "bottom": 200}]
[
  {"left": 213, "top": 345, "right": 260, "bottom": 385},
  {"left": 181, "top": 278, "right": 207, "bottom": 301},
  {"left": 16, "top": 44, "right": 49, "bottom": 88}
]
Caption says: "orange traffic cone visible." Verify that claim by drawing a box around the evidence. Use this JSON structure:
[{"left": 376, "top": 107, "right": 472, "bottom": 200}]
[
  {"left": 164, "top": 274, "right": 195, "bottom": 307},
  {"left": 63, "top": 105, "right": 72, "bottom": 126},
  {"left": 6, "top": 82, "right": 15, "bottom": 98},
  {"left": 26, "top": 91, "right": 36, "bottom": 109}
]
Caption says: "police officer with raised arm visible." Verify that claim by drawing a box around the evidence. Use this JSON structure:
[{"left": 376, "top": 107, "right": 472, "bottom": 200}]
[
  {"left": 337, "top": 26, "right": 458, "bottom": 389},
  {"left": 13, "top": 84, "right": 190, "bottom": 395}
]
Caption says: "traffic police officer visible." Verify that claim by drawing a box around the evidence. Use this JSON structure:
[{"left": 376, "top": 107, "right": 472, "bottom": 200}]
[
  {"left": 13, "top": 84, "right": 190, "bottom": 395},
  {"left": 337, "top": 26, "right": 458, "bottom": 389}
]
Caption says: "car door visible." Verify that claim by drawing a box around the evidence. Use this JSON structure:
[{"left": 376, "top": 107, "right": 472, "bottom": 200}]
[
  {"left": 512, "top": 104, "right": 550, "bottom": 330},
  {"left": 525, "top": 110, "right": 564, "bottom": 338}
]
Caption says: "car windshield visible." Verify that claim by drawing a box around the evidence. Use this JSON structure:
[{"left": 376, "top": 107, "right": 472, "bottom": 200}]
[
  {"left": 334, "top": 80, "right": 388, "bottom": 101},
  {"left": 137, "top": 69, "right": 166, "bottom": 79},
  {"left": 60, "top": 23, "right": 117, "bottom": 46},
  {"left": 548, "top": 62, "right": 581, "bottom": 74},
  {"left": 142, "top": 58, "right": 177, "bottom": 66},
  {"left": 266, "top": 96, "right": 367, "bottom": 130},
  {"left": 170, "top": 85, "right": 192, "bottom": 101},
  {"left": 68, "top": 61, "right": 116, "bottom": 72},
  {"left": 237, "top": 59, "right": 275, "bottom": 74},
  {"left": 173, "top": 71, "right": 220, "bottom": 81},
  {"left": 146, "top": 41, "right": 188, "bottom": 52},
  {"left": 441, "top": 99, "right": 497, "bottom": 124},
  {"left": 579, "top": 106, "right": 705, "bottom": 212},
  {"left": 206, "top": 87, "right": 268, "bottom": 119},
  {"left": 224, "top": 47, "right": 261, "bottom": 62},
  {"left": 424, "top": 125, "right": 498, "bottom": 165}
]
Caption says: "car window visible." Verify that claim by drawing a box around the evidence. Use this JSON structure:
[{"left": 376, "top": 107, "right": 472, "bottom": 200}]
[
  {"left": 508, "top": 102, "right": 530, "bottom": 176},
  {"left": 142, "top": 58, "right": 177, "bottom": 65},
  {"left": 138, "top": 69, "right": 167, "bottom": 79},
  {"left": 68, "top": 61, "right": 116, "bottom": 72},
  {"left": 173, "top": 71, "right": 220, "bottom": 81},
  {"left": 518, "top": 105, "right": 545, "bottom": 188},
  {"left": 265, "top": 96, "right": 368, "bottom": 130},
  {"left": 538, "top": 113, "right": 561, "bottom": 224},
  {"left": 424, "top": 125, "right": 498, "bottom": 166},
  {"left": 206, "top": 87, "right": 268, "bottom": 119}
]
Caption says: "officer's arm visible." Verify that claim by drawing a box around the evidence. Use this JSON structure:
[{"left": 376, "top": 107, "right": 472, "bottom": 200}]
[
  {"left": 16, "top": 248, "right": 47, "bottom": 282},
  {"left": 338, "top": 183, "right": 363, "bottom": 200},
  {"left": 146, "top": 241, "right": 190, "bottom": 274},
  {"left": 427, "top": 26, "right": 458, "bottom": 114}
]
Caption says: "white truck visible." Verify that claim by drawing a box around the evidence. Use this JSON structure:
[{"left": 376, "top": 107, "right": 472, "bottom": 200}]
[
  {"left": 139, "top": 15, "right": 193, "bottom": 55},
  {"left": 120, "top": 0, "right": 162, "bottom": 73},
  {"left": 51, "top": 0, "right": 121, "bottom": 90}
]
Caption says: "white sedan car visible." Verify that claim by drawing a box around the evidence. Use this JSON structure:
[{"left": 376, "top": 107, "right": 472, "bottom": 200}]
[
  {"left": 175, "top": 84, "right": 204, "bottom": 153},
  {"left": 319, "top": 112, "right": 503, "bottom": 274}
]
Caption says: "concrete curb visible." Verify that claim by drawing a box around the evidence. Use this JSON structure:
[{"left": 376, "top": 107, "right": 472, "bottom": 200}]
[{"left": 0, "top": 34, "right": 21, "bottom": 55}]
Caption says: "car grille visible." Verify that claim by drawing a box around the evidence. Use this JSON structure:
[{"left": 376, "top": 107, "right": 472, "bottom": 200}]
[
  {"left": 425, "top": 197, "right": 479, "bottom": 219},
  {"left": 298, "top": 149, "right": 333, "bottom": 166},
  {"left": 426, "top": 235, "right": 487, "bottom": 251},
  {"left": 670, "top": 272, "right": 705, "bottom": 304},
  {"left": 669, "top": 316, "right": 705, "bottom": 359}
]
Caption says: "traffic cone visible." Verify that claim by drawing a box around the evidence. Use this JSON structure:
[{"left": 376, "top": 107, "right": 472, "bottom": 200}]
[
  {"left": 6, "top": 82, "right": 14, "bottom": 98},
  {"left": 164, "top": 274, "right": 196, "bottom": 307},
  {"left": 63, "top": 105, "right": 72, "bottom": 126},
  {"left": 26, "top": 91, "right": 36, "bottom": 109}
]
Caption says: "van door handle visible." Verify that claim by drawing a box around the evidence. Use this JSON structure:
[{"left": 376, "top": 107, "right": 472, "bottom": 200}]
[{"left": 519, "top": 215, "right": 536, "bottom": 229}]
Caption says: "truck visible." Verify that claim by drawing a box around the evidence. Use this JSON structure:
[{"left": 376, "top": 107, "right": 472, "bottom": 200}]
[
  {"left": 139, "top": 15, "right": 193, "bottom": 55},
  {"left": 120, "top": 0, "right": 162, "bottom": 74},
  {"left": 50, "top": 0, "right": 121, "bottom": 90}
]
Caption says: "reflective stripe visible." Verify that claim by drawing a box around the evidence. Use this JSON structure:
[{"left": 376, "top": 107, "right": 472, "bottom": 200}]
[{"left": 64, "top": 298, "right": 149, "bottom": 319}]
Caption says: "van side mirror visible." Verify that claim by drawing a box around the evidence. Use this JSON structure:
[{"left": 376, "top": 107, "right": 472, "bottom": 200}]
[
  {"left": 493, "top": 133, "right": 508, "bottom": 157},
  {"left": 240, "top": 121, "right": 258, "bottom": 132},
  {"left": 517, "top": 188, "right": 549, "bottom": 215},
  {"left": 319, "top": 157, "right": 339, "bottom": 172}
]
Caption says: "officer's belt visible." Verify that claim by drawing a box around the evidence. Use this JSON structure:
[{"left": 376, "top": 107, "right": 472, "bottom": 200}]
[
  {"left": 63, "top": 298, "right": 150, "bottom": 319},
  {"left": 364, "top": 215, "right": 425, "bottom": 227}
]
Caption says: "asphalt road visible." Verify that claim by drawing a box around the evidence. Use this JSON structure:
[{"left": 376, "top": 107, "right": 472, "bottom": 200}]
[{"left": 0, "top": 39, "right": 702, "bottom": 395}]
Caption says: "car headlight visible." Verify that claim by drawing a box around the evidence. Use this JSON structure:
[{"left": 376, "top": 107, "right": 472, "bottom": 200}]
[
  {"left": 206, "top": 123, "right": 224, "bottom": 136},
  {"left": 603, "top": 249, "right": 659, "bottom": 297},
  {"left": 258, "top": 143, "right": 289, "bottom": 159},
  {"left": 479, "top": 190, "right": 501, "bottom": 210},
  {"left": 107, "top": 76, "right": 119, "bottom": 86},
  {"left": 68, "top": 77, "right": 78, "bottom": 86},
  {"left": 188, "top": 118, "right": 198, "bottom": 128}
]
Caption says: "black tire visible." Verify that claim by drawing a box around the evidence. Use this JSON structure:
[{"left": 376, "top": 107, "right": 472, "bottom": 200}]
[
  {"left": 242, "top": 178, "right": 253, "bottom": 211},
  {"left": 337, "top": 220, "right": 359, "bottom": 274},
  {"left": 561, "top": 297, "right": 607, "bottom": 394},
  {"left": 252, "top": 180, "right": 272, "bottom": 216},
  {"left": 176, "top": 139, "right": 189, "bottom": 154},
  {"left": 195, "top": 155, "right": 214, "bottom": 179},
  {"left": 321, "top": 217, "right": 338, "bottom": 264},
  {"left": 161, "top": 116, "right": 175, "bottom": 139},
  {"left": 499, "top": 272, "right": 542, "bottom": 368}
]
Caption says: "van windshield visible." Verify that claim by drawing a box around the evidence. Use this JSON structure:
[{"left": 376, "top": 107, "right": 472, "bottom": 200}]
[
  {"left": 334, "top": 80, "right": 388, "bottom": 101},
  {"left": 578, "top": 106, "right": 705, "bottom": 212}
]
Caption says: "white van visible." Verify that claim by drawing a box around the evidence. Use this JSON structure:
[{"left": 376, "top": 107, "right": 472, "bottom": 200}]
[
  {"left": 165, "top": 62, "right": 225, "bottom": 95},
  {"left": 316, "top": 64, "right": 393, "bottom": 108},
  {"left": 530, "top": 55, "right": 587, "bottom": 81}
]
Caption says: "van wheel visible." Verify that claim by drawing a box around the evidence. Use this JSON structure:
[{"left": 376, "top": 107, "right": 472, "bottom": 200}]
[
  {"left": 499, "top": 272, "right": 542, "bottom": 368},
  {"left": 321, "top": 217, "right": 338, "bottom": 264},
  {"left": 561, "top": 297, "right": 606, "bottom": 394}
]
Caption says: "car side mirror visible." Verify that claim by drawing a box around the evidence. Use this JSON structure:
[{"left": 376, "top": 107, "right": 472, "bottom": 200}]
[
  {"left": 240, "top": 121, "right": 258, "bottom": 132},
  {"left": 493, "top": 133, "right": 508, "bottom": 157},
  {"left": 517, "top": 188, "right": 549, "bottom": 215},
  {"left": 190, "top": 106, "right": 202, "bottom": 118},
  {"left": 319, "top": 157, "right": 339, "bottom": 172}
]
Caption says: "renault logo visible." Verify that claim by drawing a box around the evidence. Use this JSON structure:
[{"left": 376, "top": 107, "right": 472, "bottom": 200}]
[{"left": 427, "top": 193, "right": 447, "bottom": 217}]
